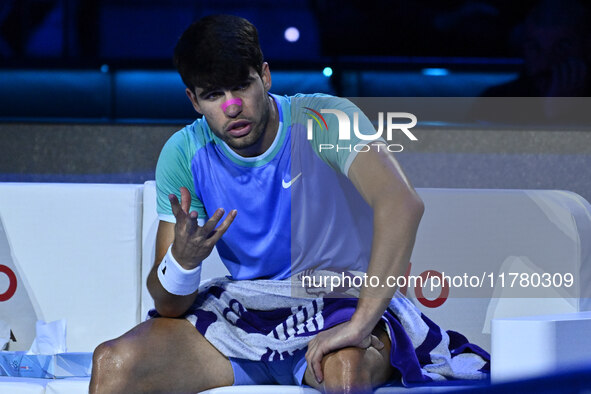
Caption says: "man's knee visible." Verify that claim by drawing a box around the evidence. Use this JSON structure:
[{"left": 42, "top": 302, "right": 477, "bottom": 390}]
[
  {"left": 90, "top": 338, "right": 139, "bottom": 393},
  {"left": 331, "top": 347, "right": 365, "bottom": 367},
  {"left": 323, "top": 347, "right": 371, "bottom": 392},
  {"left": 316, "top": 344, "right": 392, "bottom": 394}
]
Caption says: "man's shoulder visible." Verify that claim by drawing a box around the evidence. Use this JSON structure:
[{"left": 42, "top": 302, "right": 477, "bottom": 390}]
[
  {"left": 279, "top": 93, "right": 355, "bottom": 123},
  {"left": 163, "top": 118, "right": 212, "bottom": 154},
  {"left": 285, "top": 92, "right": 343, "bottom": 105}
]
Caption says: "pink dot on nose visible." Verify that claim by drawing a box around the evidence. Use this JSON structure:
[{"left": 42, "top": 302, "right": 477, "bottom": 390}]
[{"left": 221, "top": 98, "right": 243, "bottom": 112}]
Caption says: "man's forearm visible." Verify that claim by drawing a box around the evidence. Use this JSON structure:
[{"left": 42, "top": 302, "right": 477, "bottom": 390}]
[
  {"left": 147, "top": 263, "right": 199, "bottom": 318},
  {"left": 350, "top": 193, "right": 424, "bottom": 335},
  {"left": 147, "top": 200, "right": 235, "bottom": 318}
]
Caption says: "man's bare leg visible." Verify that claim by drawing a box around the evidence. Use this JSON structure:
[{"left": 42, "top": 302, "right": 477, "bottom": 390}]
[
  {"left": 90, "top": 317, "right": 234, "bottom": 394},
  {"left": 304, "top": 323, "right": 395, "bottom": 394}
]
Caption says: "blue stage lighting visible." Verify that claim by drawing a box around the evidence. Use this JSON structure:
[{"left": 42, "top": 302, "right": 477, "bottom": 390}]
[{"left": 421, "top": 68, "right": 449, "bottom": 76}]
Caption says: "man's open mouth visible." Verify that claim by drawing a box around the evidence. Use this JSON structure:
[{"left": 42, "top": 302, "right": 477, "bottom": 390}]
[{"left": 227, "top": 120, "right": 252, "bottom": 137}]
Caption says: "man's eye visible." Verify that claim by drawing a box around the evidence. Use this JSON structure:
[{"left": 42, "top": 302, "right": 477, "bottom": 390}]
[
  {"left": 235, "top": 82, "right": 250, "bottom": 90},
  {"left": 206, "top": 92, "right": 222, "bottom": 100}
]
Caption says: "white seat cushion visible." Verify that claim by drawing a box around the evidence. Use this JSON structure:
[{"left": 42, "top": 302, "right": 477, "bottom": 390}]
[
  {"left": 0, "top": 183, "right": 144, "bottom": 352},
  {"left": 44, "top": 377, "right": 89, "bottom": 394},
  {"left": 200, "top": 386, "right": 320, "bottom": 393},
  {"left": 0, "top": 377, "right": 47, "bottom": 394}
]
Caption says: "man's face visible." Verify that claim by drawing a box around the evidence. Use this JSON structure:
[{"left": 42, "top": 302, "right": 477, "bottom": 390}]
[{"left": 187, "top": 64, "right": 273, "bottom": 157}]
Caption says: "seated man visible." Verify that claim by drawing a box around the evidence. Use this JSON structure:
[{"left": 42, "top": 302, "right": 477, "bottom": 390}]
[{"left": 90, "top": 14, "right": 489, "bottom": 393}]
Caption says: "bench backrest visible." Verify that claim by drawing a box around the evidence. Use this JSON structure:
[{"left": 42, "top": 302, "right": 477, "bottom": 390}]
[
  {"left": 0, "top": 183, "right": 143, "bottom": 352},
  {"left": 2, "top": 182, "right": 589, "bottom": 352}
]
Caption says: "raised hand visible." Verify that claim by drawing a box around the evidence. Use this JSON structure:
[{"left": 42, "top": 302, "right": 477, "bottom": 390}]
[{"left": 169, "top": 187, "right": 236, "bottom": 269}]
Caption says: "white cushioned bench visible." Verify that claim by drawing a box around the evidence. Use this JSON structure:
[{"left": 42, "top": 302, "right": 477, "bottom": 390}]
[{"left": 1, "top": 182, "right": 590, "bottom": 393}]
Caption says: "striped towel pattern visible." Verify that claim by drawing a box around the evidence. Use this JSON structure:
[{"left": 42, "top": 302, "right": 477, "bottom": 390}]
[{"left": 149, "top": 273, "right": 489, "bottom": 384}]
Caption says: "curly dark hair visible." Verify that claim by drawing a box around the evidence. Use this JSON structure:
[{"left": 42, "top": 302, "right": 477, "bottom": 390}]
[{"left": 173, "top": 14, "right": 264, "bottom": 93}]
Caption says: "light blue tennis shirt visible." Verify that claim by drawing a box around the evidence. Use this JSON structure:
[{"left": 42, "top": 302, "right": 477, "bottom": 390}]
[{"left": 156, "top": 94, "right": 378, "bottom": 280}]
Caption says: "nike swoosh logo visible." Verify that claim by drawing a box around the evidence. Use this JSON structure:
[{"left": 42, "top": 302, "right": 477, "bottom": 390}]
[{"left": 282, "top": 172, "right": 302, "bottom": 189}]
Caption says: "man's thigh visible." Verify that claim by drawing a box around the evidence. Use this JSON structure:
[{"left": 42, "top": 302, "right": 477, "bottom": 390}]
[{"left": 91, "top": 317, "right": 234, "bottom": 393}]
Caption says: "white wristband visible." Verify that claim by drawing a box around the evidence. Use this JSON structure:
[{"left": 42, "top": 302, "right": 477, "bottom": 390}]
[{"left": 157, "top": 244, "right": 201, "bottom": 296}]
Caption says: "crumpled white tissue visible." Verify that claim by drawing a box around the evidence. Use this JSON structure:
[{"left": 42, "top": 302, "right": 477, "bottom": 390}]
[{"left": 26, "top": 319, "right": 67, "bottom": 355}]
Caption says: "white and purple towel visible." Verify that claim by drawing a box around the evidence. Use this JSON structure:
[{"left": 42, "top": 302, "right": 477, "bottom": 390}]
[{"left": 149, "top": 272, "right": 490, "bottom": 385}]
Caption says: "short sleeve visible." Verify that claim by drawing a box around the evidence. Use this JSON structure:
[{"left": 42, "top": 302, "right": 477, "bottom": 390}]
[
  {"left": 291, "top": 95, "right": 383, "bottom": 177},
  {"left": 155, "top": 128, "right": 206, "bottom": 222}
]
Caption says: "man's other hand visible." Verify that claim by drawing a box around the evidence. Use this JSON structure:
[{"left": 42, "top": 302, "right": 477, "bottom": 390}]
[{"left": 305, "top": 320, "right": 385, "bottom": 383}]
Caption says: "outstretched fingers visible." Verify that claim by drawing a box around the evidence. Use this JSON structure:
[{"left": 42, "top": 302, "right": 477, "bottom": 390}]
[
  {"left": 202, "top": 209, "right": 237, "bottom": 242},
  {"left": 168, "top": 193, "right": 182, "bottom": 218},
  {"left": 169, "top": 188, "right": 201, "bottom": 234},
  {"left": 168, "top": 187, "right": 237, "bottom": 266},
  {"left": 169, "top": 187, "right": 194, "bottom": 217},
  {"left": 200, "top": 208, "right": 225, "bottom": 235},
  {"left": 179, "top": 187, "right": 192, "bottom": 213}
]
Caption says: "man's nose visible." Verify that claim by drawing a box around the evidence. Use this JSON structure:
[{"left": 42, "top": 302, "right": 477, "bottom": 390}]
[{"left": 221, "top": 97, "right": 243, "bottom": 117}]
